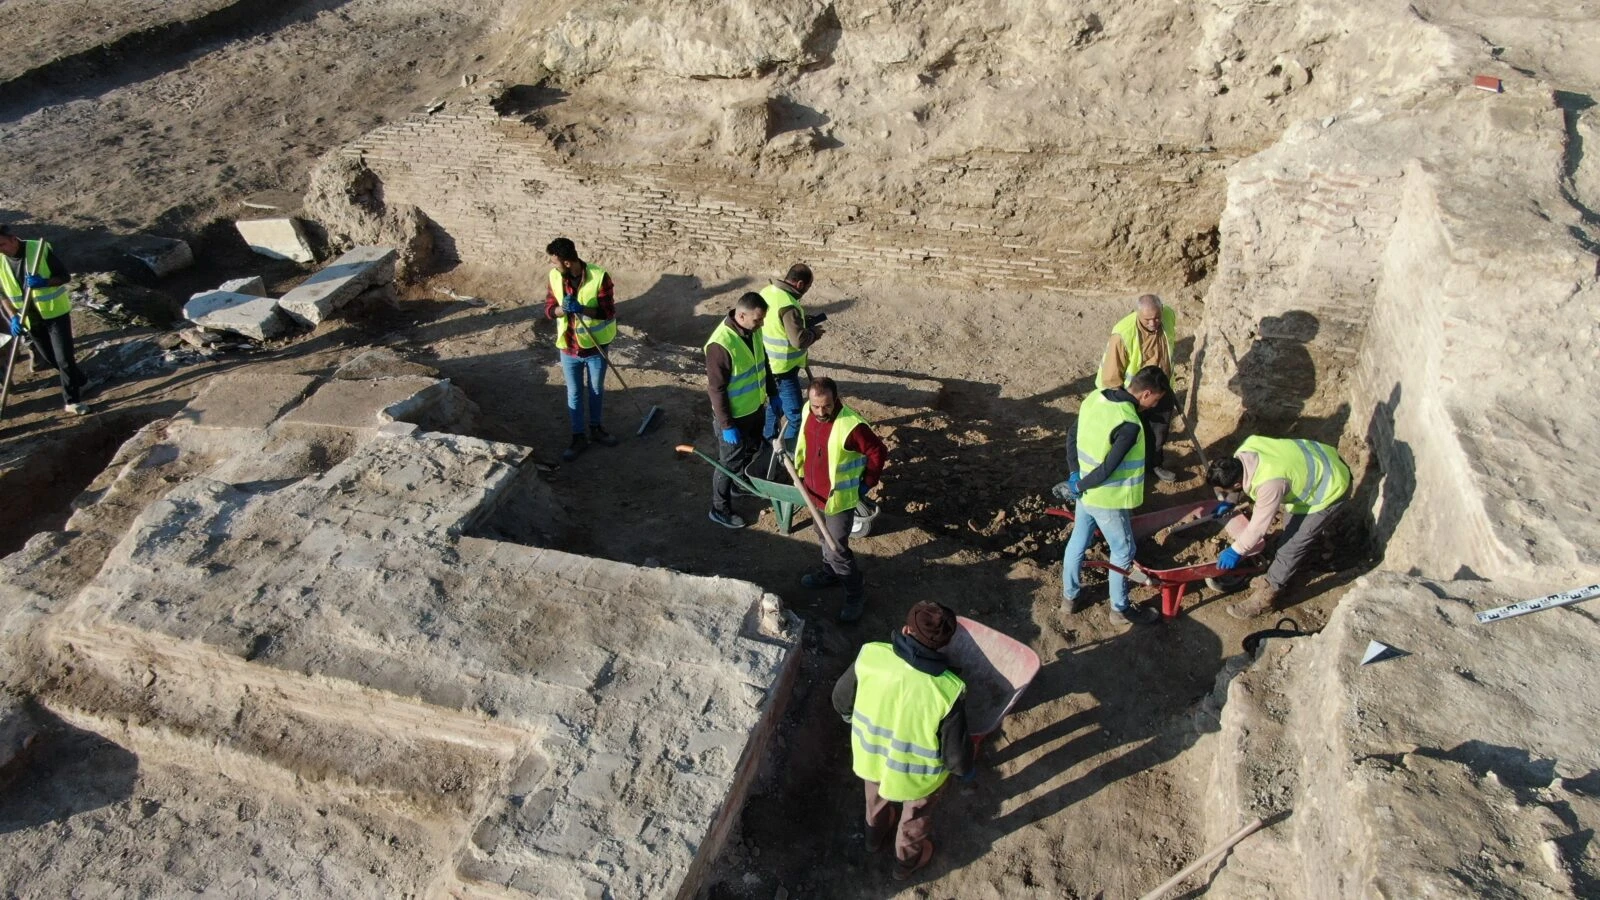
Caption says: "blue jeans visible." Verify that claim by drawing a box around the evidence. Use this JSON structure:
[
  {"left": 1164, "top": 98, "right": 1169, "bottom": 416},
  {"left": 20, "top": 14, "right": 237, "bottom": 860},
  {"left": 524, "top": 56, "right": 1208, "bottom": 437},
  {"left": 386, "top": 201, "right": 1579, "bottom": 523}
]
[
  {"left": 1062, "top": 502, "right": 1136, "bottom": 611},
  {"left": 763, "top": 370, "right": 805, "bottom": 441},
  {"left": 560, "top": 353, "right": 606, "bottom": 434}
]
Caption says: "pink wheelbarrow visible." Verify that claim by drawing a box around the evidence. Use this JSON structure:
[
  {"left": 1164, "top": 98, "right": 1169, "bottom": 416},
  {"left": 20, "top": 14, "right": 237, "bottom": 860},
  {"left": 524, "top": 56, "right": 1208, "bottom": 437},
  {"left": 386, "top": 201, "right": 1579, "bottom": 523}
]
[{"left": 943, "top": 616, "right": 1041, "bottom": 754}]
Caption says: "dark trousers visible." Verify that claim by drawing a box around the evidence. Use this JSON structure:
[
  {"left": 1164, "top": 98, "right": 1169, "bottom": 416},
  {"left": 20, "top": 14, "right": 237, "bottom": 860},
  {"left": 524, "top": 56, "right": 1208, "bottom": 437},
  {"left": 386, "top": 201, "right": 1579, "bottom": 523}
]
[
  {"left": 710, "top": 408, "right": 765, "bottom": 517},
  {"left": 1266, "top": 499, "right": 1343, "bottom": 590},
  {"left": 26, "top": 313, "right": 85, "bottom": 403},
  {"left": 822, "top": 510, "right": 865, "bottom": 603},
  {"left": 1139, "top": 390, "right": 1177, "bottom": 472},
  {"left": 865, "top": 780, "right": 939, "bottom": 866}
]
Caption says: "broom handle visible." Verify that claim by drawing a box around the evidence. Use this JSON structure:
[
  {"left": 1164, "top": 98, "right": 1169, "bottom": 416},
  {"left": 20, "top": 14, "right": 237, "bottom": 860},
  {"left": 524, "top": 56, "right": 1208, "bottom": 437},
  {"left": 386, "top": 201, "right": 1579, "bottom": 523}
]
[{"left": 1137, "top": 818, "right": 1266, "bottom": 900}]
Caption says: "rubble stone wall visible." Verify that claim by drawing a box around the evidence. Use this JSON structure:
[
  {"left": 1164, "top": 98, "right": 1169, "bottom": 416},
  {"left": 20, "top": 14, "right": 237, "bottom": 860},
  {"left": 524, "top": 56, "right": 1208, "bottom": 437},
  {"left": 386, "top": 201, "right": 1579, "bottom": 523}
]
[{"left": 332, "top": 110, "right": 1210, "bottom": 292}]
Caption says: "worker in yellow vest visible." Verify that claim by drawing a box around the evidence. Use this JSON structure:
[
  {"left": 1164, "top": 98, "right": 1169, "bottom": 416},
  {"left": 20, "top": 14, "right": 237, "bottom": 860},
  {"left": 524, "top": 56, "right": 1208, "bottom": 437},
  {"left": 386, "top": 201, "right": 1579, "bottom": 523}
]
[
  {"left": 1097, "top": 294, "right": 1179, "bottom": 482},
  {"left": 794, "top": 377, "right": 886, "bottom": 623},
  {"left": 544, "top": 237, "right": 620, "bottom": 462},
  {"left": 758, "top": 263, "right": 825, "bottom": 449},
  {"left": 1205, "top": 435, "right": 1352, "bottom": 618},
  {"left": 832, "top": 600, "right": 971, "bottom": 881},
  {"left": 704, "top": 291, "right": 774, "bottom": 529},
  {"left": 1056, "top": 366, "right": 1171, "bottom": 627},
  {"left": 0, "top": 226, "right": 88, "bottom": 415}
]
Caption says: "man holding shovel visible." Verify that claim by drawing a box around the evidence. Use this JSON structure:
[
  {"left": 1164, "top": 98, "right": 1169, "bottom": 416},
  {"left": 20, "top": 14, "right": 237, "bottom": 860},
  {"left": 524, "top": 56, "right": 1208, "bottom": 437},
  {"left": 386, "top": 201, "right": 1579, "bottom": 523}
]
[
  {"left": 0, "top": 226, "right": 87, "bottom": 415},
  {"left": 794, "top": 377, "right": 886, "bottom": 624},
  {"left": 544, "top": 237, "right": 619, "bottom": 462}
]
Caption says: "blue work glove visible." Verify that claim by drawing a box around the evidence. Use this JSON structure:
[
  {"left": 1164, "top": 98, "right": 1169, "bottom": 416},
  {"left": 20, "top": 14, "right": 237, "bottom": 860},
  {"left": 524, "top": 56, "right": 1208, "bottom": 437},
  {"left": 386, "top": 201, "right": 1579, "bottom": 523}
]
[
  {"left": 561, "top": 293, "right": 581, "bottom": 315},
  {"left": 7, "top": 315, "right": 21, "bottom": 337},
  {"left": 1214, "top": 501, "right": 1236, "bottom": 517},
  {"left": 1217, "top": 547, "right": 1242, "bottom": 570},
  {"left": 24, "top": 275, "right": 48, "bottom": 290},
  {"left": 959, "top": 766, "right": 977, "bottom": 784},
  {"left": 721, "top": 427, "right": 741, "bottom": 445}
]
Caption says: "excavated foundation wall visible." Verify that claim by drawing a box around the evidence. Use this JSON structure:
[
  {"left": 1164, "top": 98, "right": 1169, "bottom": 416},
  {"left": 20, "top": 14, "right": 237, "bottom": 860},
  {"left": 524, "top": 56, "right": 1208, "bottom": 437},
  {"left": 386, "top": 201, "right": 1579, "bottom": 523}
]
[{"left": 317, "top": 108, "right": 1223, "bottom": 292}]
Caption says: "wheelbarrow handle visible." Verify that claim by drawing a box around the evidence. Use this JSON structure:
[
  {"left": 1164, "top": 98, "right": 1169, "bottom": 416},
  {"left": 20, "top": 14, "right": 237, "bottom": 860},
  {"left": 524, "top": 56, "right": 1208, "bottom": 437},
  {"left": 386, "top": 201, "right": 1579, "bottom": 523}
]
[
  {"left": 673, "top": 444, "right": 759, "bottom": 494},
  {"left": 1082, "top": 559, "right": 1155, "bottom": 586}
]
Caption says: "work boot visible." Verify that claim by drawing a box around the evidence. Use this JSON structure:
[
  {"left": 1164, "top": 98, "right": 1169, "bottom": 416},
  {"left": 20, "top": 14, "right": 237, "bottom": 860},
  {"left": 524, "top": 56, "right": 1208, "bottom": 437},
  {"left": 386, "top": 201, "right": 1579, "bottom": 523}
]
[
  {"left": 893, "top": 840, "right": 935, "bottom": 881},
  {"left": 1109, "top": 602, "right": 1161, "bottom": 627},
  {"left": 589, "top": 425, "right": 619, "bottom": 447},
  {"left": 801, "top": 569, "right": 842, "bottom": 590},
  {"left": 1228, "top": 582, "right": 1280, "bottom": 620},
  {"left": 838, "top": 596, "right": 865, "bottom": 624},
  {"left": 561, "top": 433, "right": 588, "bottom": 462},
  {"left": 1153, "top": 466, "right": 1177, "bottom": 483}
]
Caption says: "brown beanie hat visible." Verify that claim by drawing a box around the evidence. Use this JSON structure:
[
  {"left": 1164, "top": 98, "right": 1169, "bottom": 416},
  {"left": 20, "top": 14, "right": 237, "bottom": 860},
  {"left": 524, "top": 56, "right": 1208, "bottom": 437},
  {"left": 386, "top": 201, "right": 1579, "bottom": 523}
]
[{"left": 906, "top": 601, "right": 957, "bottom": 650}]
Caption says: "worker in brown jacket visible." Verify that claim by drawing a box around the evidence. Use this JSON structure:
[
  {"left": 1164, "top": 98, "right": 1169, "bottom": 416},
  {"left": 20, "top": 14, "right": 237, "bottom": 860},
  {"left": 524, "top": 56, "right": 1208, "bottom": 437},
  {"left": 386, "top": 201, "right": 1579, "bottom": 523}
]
[{"left": 1097, "top": 293, "right": 1179, "bottom": 483}]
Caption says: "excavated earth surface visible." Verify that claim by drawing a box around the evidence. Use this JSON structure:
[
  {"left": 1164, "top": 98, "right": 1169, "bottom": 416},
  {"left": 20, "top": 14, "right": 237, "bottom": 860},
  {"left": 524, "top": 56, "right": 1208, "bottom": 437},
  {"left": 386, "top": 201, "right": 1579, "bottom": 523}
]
[{"left": 2, "top": 1, "right": 1599, "bottom": 899}]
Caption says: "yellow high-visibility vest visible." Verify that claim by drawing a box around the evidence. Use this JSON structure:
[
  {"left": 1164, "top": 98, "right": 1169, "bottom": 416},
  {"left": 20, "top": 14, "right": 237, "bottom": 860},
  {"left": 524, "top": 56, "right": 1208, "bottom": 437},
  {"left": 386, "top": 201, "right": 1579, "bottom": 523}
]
[
  {"left": 0, "top": 240, "right": 71, "bottom": 323},
  {"left": 849, "top": 642, "right": 964, "bottom": 802},
  {"left": 1095, "top": 305, "right": 1176, "bottom": 389},
  {"left": 549, "top": 264, "right": 615, "bottom": 349},
  {"left": 1076, "top": 389, "right": 1145, "bottom": 509},
  {"left": 704, "top": 320, "right": 768, "bottom": 419},
  {"left": 795, "top": 404, "right": 870, "bottom": 515},
  {"left": 1239, "top": 436, "right": 1351, "bottom": 514},
  {"left": 758, "top": 284, "right": 808, "bottom": 375}
]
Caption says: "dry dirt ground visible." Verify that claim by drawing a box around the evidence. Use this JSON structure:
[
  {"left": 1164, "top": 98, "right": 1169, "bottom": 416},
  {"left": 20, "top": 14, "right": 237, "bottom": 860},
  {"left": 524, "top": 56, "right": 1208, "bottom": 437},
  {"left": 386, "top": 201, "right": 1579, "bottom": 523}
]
[
  {"left": 0, "top": 2, "right": 1372, "bottom": 896},
  {"left": 1, "top": 265, "right": 1368, "bottom": 897}
]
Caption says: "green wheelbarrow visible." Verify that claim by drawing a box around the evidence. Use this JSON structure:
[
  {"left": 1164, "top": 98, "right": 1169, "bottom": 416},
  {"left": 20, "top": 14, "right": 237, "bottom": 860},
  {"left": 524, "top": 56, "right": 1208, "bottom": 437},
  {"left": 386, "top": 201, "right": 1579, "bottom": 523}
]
[{"left": 675, "top": 443, "right": 806, "bottom": 534}]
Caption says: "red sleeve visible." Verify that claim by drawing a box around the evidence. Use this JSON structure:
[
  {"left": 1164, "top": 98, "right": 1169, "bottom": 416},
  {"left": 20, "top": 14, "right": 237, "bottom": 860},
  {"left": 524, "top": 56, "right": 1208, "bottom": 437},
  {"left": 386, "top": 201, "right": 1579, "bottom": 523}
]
[
  {"left": 595, "top": 274, "right": 616, "bottom": 320},
  {"left": 543, "top": 274, "right": 560, "bottom": 321},
  {"left": 845, "top": 424, "right": 888, "bottom": 489}
]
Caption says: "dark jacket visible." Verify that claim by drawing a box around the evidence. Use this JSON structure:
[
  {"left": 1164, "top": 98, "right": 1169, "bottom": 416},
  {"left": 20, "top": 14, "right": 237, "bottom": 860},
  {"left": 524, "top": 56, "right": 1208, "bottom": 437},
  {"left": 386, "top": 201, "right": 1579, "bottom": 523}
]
[{"left": 831, "top": 630, "right": 974, "bottom": 778}]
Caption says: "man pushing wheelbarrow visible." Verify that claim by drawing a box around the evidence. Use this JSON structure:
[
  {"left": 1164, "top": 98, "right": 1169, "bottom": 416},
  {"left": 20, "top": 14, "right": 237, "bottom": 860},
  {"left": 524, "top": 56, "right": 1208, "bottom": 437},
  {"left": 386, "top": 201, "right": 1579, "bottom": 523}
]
[{"left": 832, "top": 601, "right": 1039, "bottom": 881}]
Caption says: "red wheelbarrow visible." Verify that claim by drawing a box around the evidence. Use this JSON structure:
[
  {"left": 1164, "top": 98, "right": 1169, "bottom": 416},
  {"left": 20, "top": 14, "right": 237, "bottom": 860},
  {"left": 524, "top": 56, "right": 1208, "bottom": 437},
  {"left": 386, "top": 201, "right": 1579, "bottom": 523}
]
[
  {"left": 1044, "top": 500, "right": 1266, "bottom": 619},
  {"left": 943, "top": 617, "right": 1041, "bottom": 753}
]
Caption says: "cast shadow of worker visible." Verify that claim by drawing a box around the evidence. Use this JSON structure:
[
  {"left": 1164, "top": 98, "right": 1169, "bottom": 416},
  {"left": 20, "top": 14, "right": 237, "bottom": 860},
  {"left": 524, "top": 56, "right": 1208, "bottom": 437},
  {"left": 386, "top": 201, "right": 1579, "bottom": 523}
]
[
  {"left": 1357, "top": 383, "right": 1415, "bottom": 566},
  {"left": 1227, "top": 311, "right": 1320, "bottom": 430},
  {"left": 920, "top": 614, "right": 1224, "bottom": 883},
  {"left": 0, "top": 705, "right": 139, "bottom": 835}
]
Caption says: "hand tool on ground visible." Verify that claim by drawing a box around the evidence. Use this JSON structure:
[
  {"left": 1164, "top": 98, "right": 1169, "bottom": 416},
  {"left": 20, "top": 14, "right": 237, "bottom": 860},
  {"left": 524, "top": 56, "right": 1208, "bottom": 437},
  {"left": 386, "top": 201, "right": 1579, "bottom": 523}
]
[
  {"left": 0, "top": 240, "right": 45, "bottom": 422},
  {"left": 1136, "top": 816, "right": 1269, "bottom": 900},
  {"left": 775, "top": 448, "right": 845, "bottom": 555},
  {"left": 572, "top": 315, "right": 663, "bottom": 436},
  {"left": 674, "top": 443, "right": 806, "bottom": 534},
  {"left": 1475, "top": 583, "right": 1600, "bottom": 624}
]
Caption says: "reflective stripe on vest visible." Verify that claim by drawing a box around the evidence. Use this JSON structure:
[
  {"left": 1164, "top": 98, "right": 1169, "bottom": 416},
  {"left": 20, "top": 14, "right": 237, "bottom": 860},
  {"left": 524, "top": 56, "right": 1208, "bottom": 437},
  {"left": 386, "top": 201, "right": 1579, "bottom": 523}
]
[
  {"left": 704, "top": 320, "right": 768, "bottom": 419},
  {"left": 1238, "top": 435, "right": 1352, "bottom": 515},
  {"left": 758, "top": 284, "right": 807, "bottom": 375},
  {"left": 795, "top": 404, "right": 870, "bottom": 515},
  {"left": 849, "top": 642, "right": 964, "bottom": 803},
  {"left": 1076, "top": 389, "right": 1145, "bottom": 509},
  {"left": 0, "top": 240, "right": 71, "bottom": 323},
  {"left": 549, "top": 264, "right": 615, "bottom": 350},
  {"left": 1095, "top": 305, "right": 1176, "bottom": 389}
]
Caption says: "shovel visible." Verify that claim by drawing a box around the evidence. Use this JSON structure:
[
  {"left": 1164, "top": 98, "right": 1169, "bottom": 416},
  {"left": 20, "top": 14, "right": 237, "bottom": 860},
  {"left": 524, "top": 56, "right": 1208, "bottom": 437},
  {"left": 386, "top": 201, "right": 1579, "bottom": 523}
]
[
  {"left": 572, "top": 314, "right": 663, "bottom": 436},
  {"left": 0, "top": 241, "right": 45, "bottom": 422}
]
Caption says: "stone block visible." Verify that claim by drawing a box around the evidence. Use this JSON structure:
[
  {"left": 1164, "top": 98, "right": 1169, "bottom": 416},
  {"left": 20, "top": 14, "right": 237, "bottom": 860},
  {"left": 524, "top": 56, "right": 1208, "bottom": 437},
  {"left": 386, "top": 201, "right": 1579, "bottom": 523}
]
[
  {"left": 176, "top": 372, "right": 318, "bottom": 431},
  {"left": 218, "top": 276, "right": 267, "bottom": 297},
  {"left": 125, "top": 237, "right": 193, "bottom": 278},
  {"left": 183, "top": 290, "right": 289, "bottom": 341},
  {"left": 276, "top": 246, "right": 398, "bottom": 327},
  {"left": 275, "top": 375, "right": 450, "bottom": 437},
  {"left": 720, "top": 98, "right": 770, "bottom": 159},
  {"left": 335, "top": 348, "right": 439, "bottom": 381},
  {"left": 235, "top": 218, "right": 315, "bottom": 263}
]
